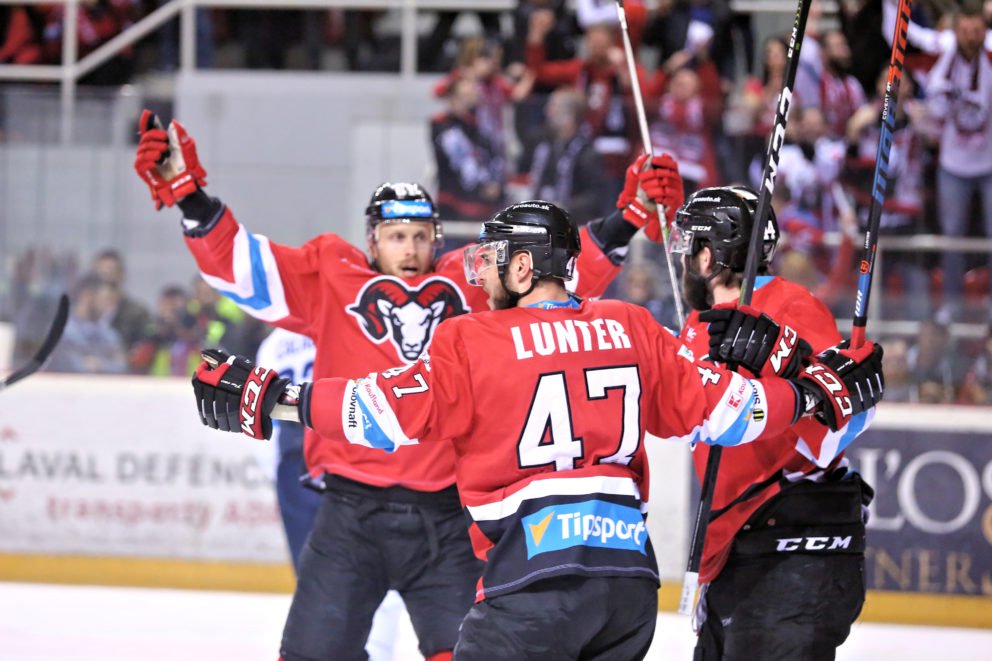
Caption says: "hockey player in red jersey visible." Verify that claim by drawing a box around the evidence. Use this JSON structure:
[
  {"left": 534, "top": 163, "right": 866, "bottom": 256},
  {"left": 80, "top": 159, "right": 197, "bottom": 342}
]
[
  {"left": 133, "top": 111, "right": 680, "bottom": 661},
  {"left": 188, "top": 201, "right": 884, "bottom": 659},
  {"left": 664, "top": 184, "right": 880, "bottom": 660}
]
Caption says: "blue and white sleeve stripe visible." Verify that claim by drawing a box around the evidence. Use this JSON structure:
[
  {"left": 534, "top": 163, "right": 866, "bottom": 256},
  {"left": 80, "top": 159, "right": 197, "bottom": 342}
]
[
  {"left": 199, "top": 224, "right": 291, "bottom": 322},
  {"left": 340, "top": 378, "right": 420, "bottom": 453}
]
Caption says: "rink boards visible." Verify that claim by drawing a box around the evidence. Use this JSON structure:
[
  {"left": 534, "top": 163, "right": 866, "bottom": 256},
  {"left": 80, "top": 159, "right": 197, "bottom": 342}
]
[{"left": 0, "top": 375, "right": 989, "bottom": 627}]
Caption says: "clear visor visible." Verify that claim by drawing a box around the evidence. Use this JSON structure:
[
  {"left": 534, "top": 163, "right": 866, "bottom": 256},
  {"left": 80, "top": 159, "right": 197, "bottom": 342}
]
[
  {"left": 463, "top": 240, "right": 508, "bottom": 286},
  {"left": 668, "top": 224, "right": 695, "bottom": 257}
]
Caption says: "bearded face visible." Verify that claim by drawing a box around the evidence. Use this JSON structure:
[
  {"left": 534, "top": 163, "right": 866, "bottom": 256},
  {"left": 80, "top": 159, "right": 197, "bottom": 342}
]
[{"left": 681, "top": 253, "right": 715, "bottom": 312}]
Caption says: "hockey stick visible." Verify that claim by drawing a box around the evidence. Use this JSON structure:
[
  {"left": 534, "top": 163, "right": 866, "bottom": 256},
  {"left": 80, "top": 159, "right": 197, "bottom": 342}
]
[
  {"left": 614, "top": 0, "right": 685, "bottom": 329},
  {"left": 0, "top": 294, "right": 70, "bottom": 392},
  {"left": 851, "top": 0, "right": 912, "bottom": 348},
  {"left": 678, "top": 0, "right": 813, "bottom": 616}
]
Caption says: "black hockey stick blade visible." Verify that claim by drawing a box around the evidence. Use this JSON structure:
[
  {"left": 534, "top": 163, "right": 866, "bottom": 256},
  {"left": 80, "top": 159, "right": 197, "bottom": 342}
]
[{"left": 0, "top": 294, "right": 70, "bottom": 392}]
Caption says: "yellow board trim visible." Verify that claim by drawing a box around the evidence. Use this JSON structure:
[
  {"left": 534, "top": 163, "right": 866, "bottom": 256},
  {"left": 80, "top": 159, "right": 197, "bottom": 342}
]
[
  {"left": 0, "top": 553, "right": 295, "bottom": 594},
  {"left": 0, "top": 554, "right": 988, "bottom": 628}
]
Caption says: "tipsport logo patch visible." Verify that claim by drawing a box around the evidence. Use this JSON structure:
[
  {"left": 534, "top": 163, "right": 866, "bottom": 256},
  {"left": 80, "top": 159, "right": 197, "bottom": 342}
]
[
  {"left": 381, "top": 200, "right": 434, "bottom": 218},
  {"left": 520, "top": 500, "right": 648, "bottom": 559}
]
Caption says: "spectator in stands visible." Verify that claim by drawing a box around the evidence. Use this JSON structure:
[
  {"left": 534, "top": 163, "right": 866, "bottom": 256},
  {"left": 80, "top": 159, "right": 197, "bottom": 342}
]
[
  {"left": 89, "top": 249, "right": 150, "bottom": 352},
  {"left": 881, "top": 336, "right": 914, "bottom": 403},
  {"left": 754, "top": 107, "right": 842, "bottom": 222},
  {"left": 735, "top": 36, "right": 790, "bottom": 172},
  {"left": 526, "top": 14, "right": 637, "bottom": 207},
  {"left": 187, "top": 277, "right": 270, "bottom": 358},
  {"left": 926, "top": 3, "right": 992, "bottom": 318},
  {"left": 7, "top": 248, "right": 77, "bottom": 366},
  {"left": 187, "top": 277, "right": 240, "bottom": 349},
  {"left": 508, "top": 0, "right": 577, "bottom": 69},
  {"left": 48, "top": 273, "right": 127, "bottom": 374},
  {"left": 649, "top": 64, "right": 722, "bottom": 192},
  {"left": 796, "top": 30, "right": 867, "bottom": 140},
  {"left": 431, "top": 75, "right": 505, "bottom": 221},
  {"left": 845, "top": 68, "right": 931, "bottom": 320},
  {"left": 909, "top": 319, "right": 962, "bottom": 403},
  {"left": 130, "top": 284, "right": 202, "bottom": 376},
  {"left": 958, "top": 324, "right": 992, "bottom": 404},
  {"left": 42, "top": 0, "right": 138, "bottom": 84},
  {"left": 435, "top": 37, "right": 525, "bottom": 188},
  {"left": 771, "top": 182, "right": 856, "bottom": 311},
  {"left": 419, "top": 8, "right": 502, "bottom": 73},
  {"left": 617, "top": 261, "right": 676, "bottom": 328},
  {"left": 508, "top": 1, "right": 580, "bottom": 167},
  {"left": 576, "top": 0, "right": 648, "bottom": 51},
  {"left": 642, "top": 0, "right": 732, "bottom": 81},
  {"left": 0, "top": 5, "right": 43, "bottom": 65},
  {"left": 528, "top": 86, "right": 605, "bottom": 223}
]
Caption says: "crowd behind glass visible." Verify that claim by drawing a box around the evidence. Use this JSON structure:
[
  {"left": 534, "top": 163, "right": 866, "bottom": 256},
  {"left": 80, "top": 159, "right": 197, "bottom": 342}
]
[{"left": 3, "top": 0, "right": 992, "bottom": 404}]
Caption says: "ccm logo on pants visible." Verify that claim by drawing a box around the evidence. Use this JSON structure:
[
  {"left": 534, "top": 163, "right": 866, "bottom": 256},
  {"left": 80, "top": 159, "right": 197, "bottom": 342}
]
[{"left": 775, "top": 536, "right": 852, "bottom": 552}]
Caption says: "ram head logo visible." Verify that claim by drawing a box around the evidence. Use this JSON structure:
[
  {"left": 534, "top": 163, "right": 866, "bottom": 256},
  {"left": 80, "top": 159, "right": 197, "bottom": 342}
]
[{"left": 348, "top": 276, "right": 469, "bottom": 361}]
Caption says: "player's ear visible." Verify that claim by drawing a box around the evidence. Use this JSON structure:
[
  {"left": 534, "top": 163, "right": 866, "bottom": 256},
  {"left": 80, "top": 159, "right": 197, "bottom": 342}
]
[{"left": 698, "top": 245, "right": 713, "bottom": 275}]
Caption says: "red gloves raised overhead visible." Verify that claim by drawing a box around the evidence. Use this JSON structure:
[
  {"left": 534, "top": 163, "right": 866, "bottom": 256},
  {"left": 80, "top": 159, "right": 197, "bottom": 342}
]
[
  {"left": 615, "top": 152, "right": 685, "bottom": 243},
  {"left": 133, "top": 109, "right": 208, "bottom": 210}
]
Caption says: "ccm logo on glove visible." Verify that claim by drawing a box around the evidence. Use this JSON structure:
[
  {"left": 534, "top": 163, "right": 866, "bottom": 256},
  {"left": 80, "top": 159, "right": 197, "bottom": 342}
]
[
  {"left": 803, "top": 363, "right": 854, "bottom": 418},
  {"left": 241, "top": 367, "right": 272, "bottom": 436}
]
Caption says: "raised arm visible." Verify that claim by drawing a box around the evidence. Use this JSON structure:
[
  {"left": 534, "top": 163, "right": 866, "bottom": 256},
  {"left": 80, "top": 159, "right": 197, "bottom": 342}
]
[{"left": 133, "top": 110, "right": 331, "bottom": 335}]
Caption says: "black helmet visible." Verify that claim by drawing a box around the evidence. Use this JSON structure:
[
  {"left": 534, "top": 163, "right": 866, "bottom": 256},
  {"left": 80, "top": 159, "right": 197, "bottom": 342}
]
[
  {"left": 671, "top": 186, "right": 779, "bottom": 272},
  {"left": 365, "top": 182, "right": 443, "bottom": 246},
  {"left": 464, "top": 201, "right": 580, "bottom": 285}
]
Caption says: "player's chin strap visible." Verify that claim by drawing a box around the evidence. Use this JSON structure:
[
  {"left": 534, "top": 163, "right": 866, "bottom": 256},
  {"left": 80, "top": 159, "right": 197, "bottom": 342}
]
[{"left": 500, "top": 269, "right": 538, "bottom": 308}]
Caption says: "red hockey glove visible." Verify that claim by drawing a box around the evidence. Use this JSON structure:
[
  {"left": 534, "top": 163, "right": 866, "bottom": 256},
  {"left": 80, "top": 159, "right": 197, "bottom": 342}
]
[
  {"left": 617, "top": 153, "right": 665, "bottom": 243},
  {"left": 638, "top": 153, "right": 684, "bottom": 236},
  {"left": 134, "top": 109, "right": 207, "bottom": 210},
  {"left": 617, "top": 152, "right": 649, "bottom": 210},
  {"left": 792, "top": 340, "right": 885, "bottom": 432},
  {"left": 699, "top": 304, "right": 812, "bottom": 379},
  {"left": 192, "top": 349, "right": 290, "bottom": 440}
]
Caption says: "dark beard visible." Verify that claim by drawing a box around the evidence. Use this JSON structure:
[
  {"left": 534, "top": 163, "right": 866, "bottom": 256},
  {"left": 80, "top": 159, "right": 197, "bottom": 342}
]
[
  {"left": 827, "top": 57, "right": 850, "bottom": 76},
  {"left": 682, "top": 265, "right": 714, "bottom": 312},
  {"left": 489, "top": 284, "right": 513, "bottom": 310}
]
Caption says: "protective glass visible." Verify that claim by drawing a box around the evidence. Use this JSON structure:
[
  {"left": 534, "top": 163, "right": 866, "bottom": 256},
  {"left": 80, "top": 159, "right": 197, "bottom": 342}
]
[{"left": 463, "top": 240, "right": 508, "bottom": 286}]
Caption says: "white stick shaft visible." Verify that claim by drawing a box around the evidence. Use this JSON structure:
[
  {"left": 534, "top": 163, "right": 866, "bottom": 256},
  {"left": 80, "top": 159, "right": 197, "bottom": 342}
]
[{"left": 614, "top": 0, "right": 685, "bottom": 329}]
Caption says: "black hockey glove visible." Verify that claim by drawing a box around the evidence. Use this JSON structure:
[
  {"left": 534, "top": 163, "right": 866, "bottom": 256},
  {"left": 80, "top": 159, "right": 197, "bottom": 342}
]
[
  {"left": 192, "top": 348, "right": 290, "bottom": 440},
  {"left": 791, "top": 340, "right": 885, "bottom": 432},
  {"left": 699, "top": 304, "right": 812, "bottom": 378}
]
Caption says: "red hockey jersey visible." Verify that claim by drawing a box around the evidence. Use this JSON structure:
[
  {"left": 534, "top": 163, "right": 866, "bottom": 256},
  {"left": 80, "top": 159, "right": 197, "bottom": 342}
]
[
  {"left": 305, "top": 297, "right": 802, "bottom": 600},
  {"left": 680, "top": 276, "right": 875, "bottom": 582},
  {"left": 185, "top": 207, "right": 621, "bottom": 491}
]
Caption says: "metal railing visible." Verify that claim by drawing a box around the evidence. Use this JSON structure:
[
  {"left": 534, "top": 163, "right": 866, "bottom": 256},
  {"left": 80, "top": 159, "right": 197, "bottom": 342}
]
[{"left": 0, "top": 0, "right": 836, "bottom": 142}]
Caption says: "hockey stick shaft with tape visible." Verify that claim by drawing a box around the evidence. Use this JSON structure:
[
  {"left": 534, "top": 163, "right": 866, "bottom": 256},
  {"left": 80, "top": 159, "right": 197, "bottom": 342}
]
[
  {"left": 851, "top": 0, "right": 912, "bottom": 348},
  {"left": 614, "top": 0, "right": 685, "bottom": 329},
  {"left": 679, "top": 0, "right": 813, "bottom": 616}
]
